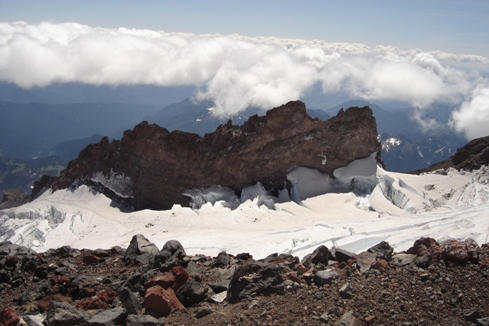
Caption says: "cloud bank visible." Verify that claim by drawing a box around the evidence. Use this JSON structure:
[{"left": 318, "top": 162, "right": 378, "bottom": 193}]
[{"left": 0, "top": 22, "right": 488, "bottom": 139}]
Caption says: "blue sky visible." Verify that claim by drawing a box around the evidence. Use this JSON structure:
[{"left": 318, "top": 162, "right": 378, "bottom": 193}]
[{"left": 1, "top": 0, "right": 488, "bottom": 57}]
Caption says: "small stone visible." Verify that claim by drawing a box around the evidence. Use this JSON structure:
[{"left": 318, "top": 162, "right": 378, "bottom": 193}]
[
  {"left": 319, "top": 313, "right": 329, "bottom": 323},
  {"left": 339, "top": 283, "right": 353, "bottom": 299},
  {"left": 420, "top": 273, "right": 430, "bottom": 281},
  {"left": 364, "top": 315, "right": 376, "bottom": 323},
  {"left": 126, "top": 314, "right": 163, "bottom": 326},
  {"left": 210, "top": 291, "right": 227, "bottom": 303},
  {"left": 465, "top": 310, "right": 482, "bottom": 322},
  {"left": 371, "top": 259, "right": 388, "bottom": 272},
  {"left": 83, "top": 253, "right": 101, "bottom": 265},
  {"left": 195, "top": 307, "right": 213, "bottom": 319}
]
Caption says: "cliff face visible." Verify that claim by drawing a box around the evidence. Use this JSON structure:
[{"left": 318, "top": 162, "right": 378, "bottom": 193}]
[{"left": 34, "top": 101, "right": 381, "bottom": 210}]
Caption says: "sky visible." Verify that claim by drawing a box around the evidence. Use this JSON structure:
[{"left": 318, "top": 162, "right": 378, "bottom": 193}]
[{"left": 0, "top": 0, "right": 489, "bottom": 139}]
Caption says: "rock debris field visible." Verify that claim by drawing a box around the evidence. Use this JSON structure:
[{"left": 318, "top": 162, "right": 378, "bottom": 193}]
[{"left": 0, "top": 234, "right": 488, "bottom": 326}]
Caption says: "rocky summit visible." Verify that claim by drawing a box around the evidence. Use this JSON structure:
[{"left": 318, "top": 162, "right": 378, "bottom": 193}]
[
  {"left": 0, "top": 236, "right": 488, "bottom": 325},
  {"left": 32, "top": 101, "right": 381, "bottom": 210}
]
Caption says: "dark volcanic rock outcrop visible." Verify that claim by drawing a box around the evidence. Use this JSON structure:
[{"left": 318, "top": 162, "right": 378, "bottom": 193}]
[
  {"left": 33, "top": 101, "right": 381, "bottom": 210},
  {"left": 414, "top": 135, "right": 489, "bottom": 173}
]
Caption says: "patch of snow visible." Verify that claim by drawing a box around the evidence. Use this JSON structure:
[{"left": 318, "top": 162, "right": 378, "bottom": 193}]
[
  {"left": 2, "top": 164, "right": 489, "bottom": 260},
  {"left": 381, "top": 137, "right": 402, "bottom": 152}
]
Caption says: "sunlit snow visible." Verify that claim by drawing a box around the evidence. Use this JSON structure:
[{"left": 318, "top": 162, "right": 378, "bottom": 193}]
[{"left": 1, "top": 157, "right": 488, "bottom": 260}]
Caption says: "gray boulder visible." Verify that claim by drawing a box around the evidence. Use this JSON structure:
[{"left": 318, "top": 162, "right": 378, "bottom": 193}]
[
  {"left": 314, "top": 270, "right": 339, "bottom": 286},
  {"left": 126, "top": 314, "right": 163, "bottom": 326},
  {"left": 227, "top": 262, "right": 284, "bottom": 302},
  {"left": 118, "top": 288, "right": 142, "bottom": 315},
  {"left": 176, "top": 280, "right": 208, "bottom": 307},
  {"left": 124, "top": 234, "right": 159, "bottom": 265},
  {"left": 153, "top": 240, "right": 187, "bottom": 271},
  {"left": 44, "top": 301, "right": 90, "bottom": 326},
  {"left": 17, "top": 281, "right": 49, "bottom": 304},
  {"left": 368, "top": 241, "right": 394, "bottom": 261},
  {"left": 87, "top": 307, "right": 127, "bottom": 326}
]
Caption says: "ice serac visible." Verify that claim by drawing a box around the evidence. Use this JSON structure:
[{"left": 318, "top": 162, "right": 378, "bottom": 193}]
[{"left": 33, "top": 101, "right": 381, "bottom": 210}]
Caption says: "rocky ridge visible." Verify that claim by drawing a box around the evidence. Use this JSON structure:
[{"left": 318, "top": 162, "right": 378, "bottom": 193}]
[
  {"left": 32, "top": 101, "right": 381, "bottom": 210},
  {"left": 413, "top": 135, "right": 489, "bottom": 174},
  {"left": 0, "top": 235, "right": 488, "bottom": 325}
]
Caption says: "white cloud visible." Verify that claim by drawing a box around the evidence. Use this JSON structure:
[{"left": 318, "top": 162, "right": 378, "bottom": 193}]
[
  {"left": 0, "top": 22, "right": 488, "bottom": 122},
  {"left": 451, "top": 84, "right": 489, "bottom": 140}
]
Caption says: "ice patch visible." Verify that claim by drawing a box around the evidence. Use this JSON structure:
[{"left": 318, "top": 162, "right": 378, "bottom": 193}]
[
  {"left": 0, "top": 206, "right": 67, "bottom": 247},
  {"left": 182, "top": 185, "right": 240, "bottom": 210},
  {"left": 92, "top": 170, "right": 133, "bottom": 198},
  {"left": 288, "top": 153, "right": 379, "bottom": 202}
]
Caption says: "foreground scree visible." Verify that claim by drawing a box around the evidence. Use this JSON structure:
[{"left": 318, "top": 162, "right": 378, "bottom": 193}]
[{"left": 0, "top": 235, "right": 488, "bottom": 325}]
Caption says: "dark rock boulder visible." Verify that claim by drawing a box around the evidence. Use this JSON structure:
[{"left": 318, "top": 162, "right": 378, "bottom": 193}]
[
  {"left": 301, "top": 245, "right": 333, "bottom": 269},
  {"left": 175, "top": 280, "right": 208, "bottom": 307},
  {"left": 87, "top": 307, "right": 127, "bottom": 326},
  {"left": 227, "top": 262, "right": 284, "bottom": 302},
  {"left": 153, "top": 240, "right": 187, "bottom": 271},
  {"left": 33, "top": 101, "right": 381, "bottom": 210},
  {"left": 118, "top": 288, "right": 141, "bottom": 315},
  {"left": 367, "top": 241, "right": 394, "bottom": 261},
  {"left": 17, "top": 281, "right": 50, "bottom": 305},
  {"left": 0, "top": 241, "right": 37, "bottom": 257},
  {"left": 314, "top": 270, "right": 339, "bottom": 286},
  {"left": 45, "top": 301, "right": 91, "bottom": 326},
  {"left": 126, "top": 314, "right": 163, "bottom": 326}
]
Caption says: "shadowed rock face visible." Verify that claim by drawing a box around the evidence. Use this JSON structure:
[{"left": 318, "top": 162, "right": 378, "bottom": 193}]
[{"left": 33, "top": 101, "right": 381, "bottom": 210}]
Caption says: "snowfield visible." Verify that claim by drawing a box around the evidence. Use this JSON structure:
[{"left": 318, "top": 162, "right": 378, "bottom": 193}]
[{"left": 1, "top": 155, "right": 488, "bottom": 260}]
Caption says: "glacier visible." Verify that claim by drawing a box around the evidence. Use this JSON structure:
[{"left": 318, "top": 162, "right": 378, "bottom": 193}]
[{"left": 1, "top": 156, "right": 488, "bottom": 260}]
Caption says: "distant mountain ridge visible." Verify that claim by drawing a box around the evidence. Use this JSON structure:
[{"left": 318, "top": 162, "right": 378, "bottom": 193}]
[
  {"left": 145, "top": 98, "right": 331, "bottom": 136},
  {"left": 0, "top": 101, "right": 159, "bottom": 160}
]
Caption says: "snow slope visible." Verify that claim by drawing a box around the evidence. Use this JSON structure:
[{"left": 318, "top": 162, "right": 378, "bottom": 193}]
[{"left": 1, "top": 158, "right": 488, "bottom": 260}]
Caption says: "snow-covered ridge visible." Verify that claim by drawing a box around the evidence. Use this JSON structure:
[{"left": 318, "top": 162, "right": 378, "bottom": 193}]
[{"left": 1, "top": 156, "right": 488, "bottom": 260}]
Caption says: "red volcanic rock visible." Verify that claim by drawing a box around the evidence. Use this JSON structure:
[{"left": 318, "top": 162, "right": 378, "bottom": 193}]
[
  {"left": 82, "top": 253, "right": 101, "bottom": 265},
  {"left": 441, "top": 239, "right": 479, "bottom": 263},
  {"left": 170, "top": 266, "right": 190, "bottom": 290},
  {"left": 0, "top": 307, "right": 19, "bottom": 326},
  {"left": 76, "top": 288, "right": 117, "bottom": 310},
  {"left": 144, "top": 267, "right": 190, "bottom": 291},
  {"left": 33, "top": 101, "right": 381, "bottom": 210},
  {"left": 144, "top": 273, "right": 176, "bottom": 290},
  {"left": 36, "top": 294, "right": 73, "bottom": 313},
  {"left": 144, "top": 286, "right": 185, "bottom": 317},
  {"left": 406, "top": 237, "right": 442, "bottom": 260}
]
